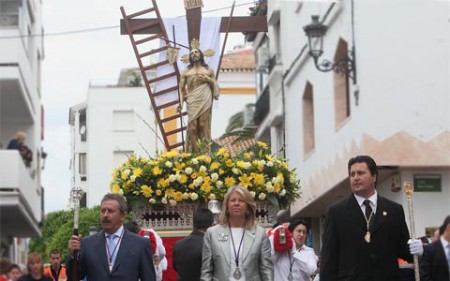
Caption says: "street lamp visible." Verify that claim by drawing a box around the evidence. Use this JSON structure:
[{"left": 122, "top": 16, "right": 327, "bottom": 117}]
[{"left": 303, "top": 15, "right": 356, "bottom": 84}]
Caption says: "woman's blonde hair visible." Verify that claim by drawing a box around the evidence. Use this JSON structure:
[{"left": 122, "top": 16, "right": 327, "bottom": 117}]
[
  {"left": 26, "top": 252, "right": 43, "bottom": 273},
  {"left": 217, "top": 185, "right": 257, "bottom": 229},
  {"left": 15, "top": 131, "right": 26, "bottom": 141}
]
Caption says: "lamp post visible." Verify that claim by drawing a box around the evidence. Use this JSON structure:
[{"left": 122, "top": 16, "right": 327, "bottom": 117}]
[{"left": 303, "top": 15, "right": 357, "bottom": 84}]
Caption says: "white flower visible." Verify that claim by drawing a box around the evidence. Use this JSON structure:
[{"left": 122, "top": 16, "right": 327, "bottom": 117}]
[
  {"left": 165, "top": 161, "right": 173, "bottom": 168},
  {"left": 266, "top": 161, "right": 273, "bottom": 167},
  {"left": 190, "top": 193, "right": 199, "bottom": 201},
  {"left": 169, "top": 174, "right": 177, "bottom": 182},
  {"left": 249, "top": 191, "right": 256, "bottom": 198},
  {"left": 232, "top": 168, "right": 240, "bottom": 175},
  {"left": 243, "top": 162, "right": 252, "bottom": 169},
  {"left": 216, "top": 180, "right": 224, "bottom": 188},
  {"left": 130, "top": 175, "right": 136, "bottom": 182},
  {"left": 280, "top": 189, "right": 286, "bottom": 196},
  {"left": 185, "top": 167, "right": 193, "bottom": 175},
  {"left": 258, "top": 160, "right": 266, "bottom": 166},
  {"left": 211, "top": 173, "right": 219, "bottom": 181},
  {"left": 193, "top": 176, "right": 204, "bottom": 187},
  {"left": 123, "top": 169, "right": 131, "bottom": 176},
  {"left": 208, "top": 194, "right": 216, "bottom": 200},
  {"left": 265, "top": 182, "right": 274, "bottom": 193},
  {"left": 169, "top": 199, "right": 177, "bottom": 206},
  {"left": 289, "top": 173, "right": 297, "bottom": 184},
  {"left": 258, "top": 193, "right": 266, "bottom": 200},
  {"left": 149, "top": 198, "right": 156, "bottom": 204},
  {"left": 272, "top": 177, "right": 280, "bottom": 184},
  {"left": 182, "top": 192, "right": 190, "bottom": 200},
  {"left": 192, "top": 158, "right": 199, "bottom": 165},
  {"left": 199, "top": 165, "right": 207, "bottom": 172},
  {"left": 161, "top": 198, "right": 168, "bottom": 204}
]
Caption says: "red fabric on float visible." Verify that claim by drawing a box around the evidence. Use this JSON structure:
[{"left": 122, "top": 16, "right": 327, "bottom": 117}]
[{"left": 162, "top": 236, "right": 183, "bottom": 281}]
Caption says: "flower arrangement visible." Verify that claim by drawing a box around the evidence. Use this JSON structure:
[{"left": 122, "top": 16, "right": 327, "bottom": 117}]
[{"left": 110, "top": 141, "right": 300, "bottom": 210}]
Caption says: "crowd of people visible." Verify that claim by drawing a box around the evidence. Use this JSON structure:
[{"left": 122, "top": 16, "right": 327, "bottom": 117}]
[{"left": 2, "top": 155, "right": 449, "bottom": 281}]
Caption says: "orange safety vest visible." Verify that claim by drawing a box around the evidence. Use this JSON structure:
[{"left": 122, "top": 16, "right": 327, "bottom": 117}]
[{"left": 43, "top": 265, "right": 67, "bottom": 281}]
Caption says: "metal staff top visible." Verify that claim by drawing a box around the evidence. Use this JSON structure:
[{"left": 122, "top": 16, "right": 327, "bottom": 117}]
[{"left": 71, "top": 186, "right": 84, "bottom": 229}]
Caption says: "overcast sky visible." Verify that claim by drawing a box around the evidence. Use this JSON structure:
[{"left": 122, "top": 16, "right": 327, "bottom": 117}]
[{"left": 41, "top": 0, "right": 253, "bottom": 213}]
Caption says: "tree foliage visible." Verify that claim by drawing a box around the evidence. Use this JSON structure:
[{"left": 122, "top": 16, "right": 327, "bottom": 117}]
[{"left": 29, "top": 206, "right": 101, "bottom": 262}]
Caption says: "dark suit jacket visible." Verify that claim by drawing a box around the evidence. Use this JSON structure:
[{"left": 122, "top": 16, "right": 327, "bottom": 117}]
[
  {"left": 320, "top": 194, "right": 412, "bottom": 281},
  {"left": 420, "top": 239, "right": 450, "bottom": 281},
  {"left": 172, "top": 229, "right": 204, "bottom": 281},
  {"left": 66, "top": 228, "right": 156, "bottom": 281}
]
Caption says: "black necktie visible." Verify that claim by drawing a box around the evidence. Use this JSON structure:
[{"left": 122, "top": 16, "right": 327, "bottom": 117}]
[{"left": 363, "top": 200, "right": 372, "bottom": 220}]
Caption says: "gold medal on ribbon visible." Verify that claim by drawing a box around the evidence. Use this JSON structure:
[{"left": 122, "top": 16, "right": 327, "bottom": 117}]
[{"left": 364, "top": 231, "right": 371, "bottom": 243}]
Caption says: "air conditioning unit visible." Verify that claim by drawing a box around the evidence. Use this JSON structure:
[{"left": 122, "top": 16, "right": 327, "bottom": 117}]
[{"left": 256, "top": 47, "right": 269, "bottom": 72}]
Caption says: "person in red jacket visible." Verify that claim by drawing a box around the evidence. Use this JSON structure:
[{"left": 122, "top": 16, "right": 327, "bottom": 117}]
[{"left": 43, "top": 250, "right": 66, "bottom": 281}]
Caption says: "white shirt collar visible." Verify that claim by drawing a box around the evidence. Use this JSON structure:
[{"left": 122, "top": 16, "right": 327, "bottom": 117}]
[
  {"left": 105, "top": 225, "right": 124, "bottom": 238},
  {"left": 440, "top": 236, "right": 449, "bottom": 249},
  {"left": 354, "top": 191, "right": 378, "bottom": 208}
]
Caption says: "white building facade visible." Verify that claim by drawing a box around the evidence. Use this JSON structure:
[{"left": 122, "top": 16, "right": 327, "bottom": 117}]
[
  {"left": 255, "top": 0, "right": 450, "bottom": 250},
  {"left": 69, "top": 73, "right": 159, "bottom": 208},
  {"left": 0, "top": 0, "right": 45, "bottom": 263}
]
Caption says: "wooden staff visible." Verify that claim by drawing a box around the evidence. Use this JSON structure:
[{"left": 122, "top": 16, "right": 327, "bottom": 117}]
[
  {"left": 71, "top": 186, "right": 84, "bottom": 281},
  {"left": 403, "top": 182, "right": 420, "bottom": 281}
]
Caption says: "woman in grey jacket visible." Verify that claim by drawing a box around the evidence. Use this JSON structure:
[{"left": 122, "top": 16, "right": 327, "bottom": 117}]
[{"left": 200, "top": 185, "right": 274, "bottom": 281}]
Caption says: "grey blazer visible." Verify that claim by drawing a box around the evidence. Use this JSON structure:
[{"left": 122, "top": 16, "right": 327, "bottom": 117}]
[{"left": 200, "top": 224, "right": 273, "bottom": 281}]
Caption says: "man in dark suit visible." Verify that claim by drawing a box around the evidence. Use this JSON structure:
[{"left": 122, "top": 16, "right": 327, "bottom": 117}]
[
  {"left": 420, "top": 215, "right": 450, "bottom": 281},
  {"left": 66, "top": 193, "right": 156, "bottom": 281},
  {"left": 320, "top": 155, "right": 423, "bottom": 281},
  {"left": 172, "top": 208, "right": 214, "bottom": 281}
]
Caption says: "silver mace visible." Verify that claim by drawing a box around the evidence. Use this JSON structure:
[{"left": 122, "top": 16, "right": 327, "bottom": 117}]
[
  {"left": 71, "top": 186, "right": 84, "bottom": 281},
  {"left": 403, "top": 182, "right": 420, "bottom": 281}
]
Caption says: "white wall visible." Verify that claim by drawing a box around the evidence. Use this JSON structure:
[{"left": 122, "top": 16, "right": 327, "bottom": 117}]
[{"left": 85, "top": 87, "right": 157, "bottom": 207}]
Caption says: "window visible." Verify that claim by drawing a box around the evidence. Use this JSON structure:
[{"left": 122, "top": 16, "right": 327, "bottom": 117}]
[
  {"left": 79, "top": 153, "right": 87, "bottom": 181},
  {"left": 303, "top": 82, "right": 315, "bottom": 156},
  {"left": 113, "top": 110, "right": 134, "bottom": 132},
  {"left": 0, "top": 0, "right": 19, "bottom": 26},
  {"left": 334, "top": 39, "right": 351, "bottom": 128}
]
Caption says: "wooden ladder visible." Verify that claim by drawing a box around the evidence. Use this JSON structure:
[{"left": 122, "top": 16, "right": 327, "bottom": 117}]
[{"left": 120, "top": 0, "right": 186, "bottom": 151}]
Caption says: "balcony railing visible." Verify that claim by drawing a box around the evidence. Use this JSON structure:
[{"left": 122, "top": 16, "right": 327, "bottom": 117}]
[
  {"left": 254, "top": 85, "right": 270, "bottom": 125},
  {"left": 0, "top": 150, "right": 41, "bottom": 237}
]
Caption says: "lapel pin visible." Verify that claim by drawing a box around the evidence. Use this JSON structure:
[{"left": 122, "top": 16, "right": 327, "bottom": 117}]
[
  {"left": 383, "top": 211, "right": 387, "bottom": 216},
  {"left": 218, "top": 233, "right": 228, "bottom": 242}
]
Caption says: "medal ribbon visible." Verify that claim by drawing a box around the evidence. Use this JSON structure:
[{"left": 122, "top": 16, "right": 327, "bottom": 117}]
[
  {"left": 105, "top": 229, "right": 124, "bottom": 267},
  {"left": 229, "top": 226, "right": 245, "bottom": 268}
]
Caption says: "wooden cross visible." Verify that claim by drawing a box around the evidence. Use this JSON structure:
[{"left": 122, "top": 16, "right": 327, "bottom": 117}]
[{"left": 120, "top": 1, "right": 267, "bottom": 45}]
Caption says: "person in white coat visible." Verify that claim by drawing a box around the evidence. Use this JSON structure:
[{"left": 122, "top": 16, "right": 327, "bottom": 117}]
[{"left": 269, "top": 219, "right": 318, "bottom": 281}]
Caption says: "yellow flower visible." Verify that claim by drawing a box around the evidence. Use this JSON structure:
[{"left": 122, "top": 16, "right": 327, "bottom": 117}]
[
  {"left": 158, "top": 178, "right": 169, "bottom": 188},
  {"left": 201, "top": 182, "right": 211, "bottom": 193},
  {"left": 218, "top": 168, "right": 225, "bottom": 175},
  {"left": 181, "top": 152, "right": 191, "bottom": 158},
  {"left": 243, "top": 153, "right": 251, "bottom": 160},
  {"left": 166, "top": 188, "right": 175, "bottom": 198},
  {"left": 155, "top": 189, "right": 162, "bottom": 196},
  {"left": 191, "top": 172, "right": 197, "bottom": 179},
  {"left": 166, "top": 150, "right": 179, "bottom": 158},
  {"left": 140, "top": 158, "right": 148, "bottom": 164},
  {"left": 265, "top": 154, "right": 274, "bottom": 162},
  {"left": 210, "top": 162, "right": 219, "bottom": 171},
  {"left": 254, "top": 174, "right": 265, "bottom": 185},
  {"left": 180, "top": 174, "right": 188, "bottom": 184},
  {"left": 111, "top": 184, "right": 121, "bottom": 193},
  {"left": 226, "top": 159, "right": 234, "bottom": 167},
  {"left": 173, "top": 162, "right": 185, "bottom": 173},
  {"left": 140, "top": 185, "right": 153, "bottom": 198},
  {"left": 258, "top": 141, "right": 268, "bottom": 148},
  {"left": 225, "top": 177, "right": 236, "bottom": 187},
  {"left": 274, "top": 182, "right": 281, "bottom": 193},
  {"left": 216, "top": 148, "right": 226, "bottom": 156},
  {"left": 153, "top": 166, "right": 162, "bottom": 176},
  {"left": 239, "top": 174, "right": 253, "bottom": 188},
  {"left": 174, "top": 191, "right": 183, "bottom": 202},
  {"left": 133, "top": 168, "right": 143, "bottom": 177}
]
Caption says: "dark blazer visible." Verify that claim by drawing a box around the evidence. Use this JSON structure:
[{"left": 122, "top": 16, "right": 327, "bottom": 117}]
[
  {"left": 66, "top": 228, "right": 156, "bottom": 281},
  {"left": 320, "top": 194, "right": 412, "bottom": 281},
  {"left": 420, "top": 239, "right": 450, "bottom": 281},
  {"left": 172, "top": 229, "right": 205, "bottom": 281}
]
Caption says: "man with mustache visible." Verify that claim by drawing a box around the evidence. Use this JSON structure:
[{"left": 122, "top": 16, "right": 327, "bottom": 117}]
[{"left": 66, "top": 193, "right": 156, "bottom": 281}]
